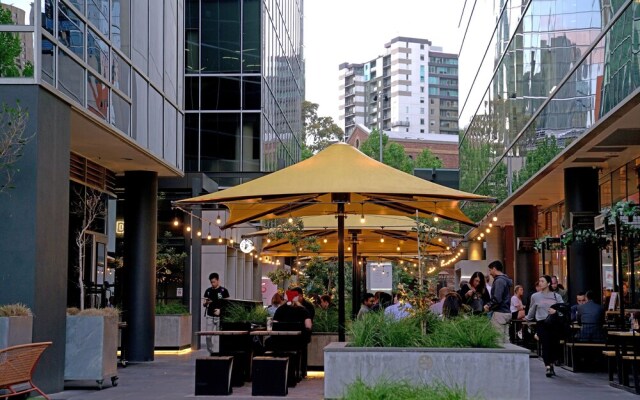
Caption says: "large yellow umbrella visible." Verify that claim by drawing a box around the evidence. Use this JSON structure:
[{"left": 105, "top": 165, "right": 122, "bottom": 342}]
[{"left": 175, "top": 143, "right": 493, "bottom": 340}]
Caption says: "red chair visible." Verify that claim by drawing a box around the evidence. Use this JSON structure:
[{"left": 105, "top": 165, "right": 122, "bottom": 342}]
[{"left": 0, "top": 342, "right": 52, "bottom": 399}]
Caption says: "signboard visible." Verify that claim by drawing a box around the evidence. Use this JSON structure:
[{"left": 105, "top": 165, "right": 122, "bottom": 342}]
[
  {"left": 176, "top": 288, "right": 183, "bottom": 297},
  {"left": 367, "top": 263, "right": 392, "bottom": 292}
]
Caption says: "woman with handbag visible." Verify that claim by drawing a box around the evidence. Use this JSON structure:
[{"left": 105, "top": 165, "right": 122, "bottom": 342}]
[
  {"left": 525, "top": 275, "right": 564, "bottom": 377},
  {"left": 459, "top": 271, "right": 490, "bottom": 314}
]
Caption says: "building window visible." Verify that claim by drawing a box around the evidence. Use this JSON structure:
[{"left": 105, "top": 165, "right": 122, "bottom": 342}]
[
  {"left": 430, "top": 109, "right": 434, "bottom": 115},
  {"left": 420, "top": 108, "right": 425, "bottom": 114},
  {"left": 420, "top": 54, "right": 424, "bottom": 61},
  {"left": 420, "top": 129, "right": 424, "bottom": 133},
  {"left": 355, "top": 139, "right": 360, "bottom": 148},
  {"left": 420, "top": 118, "right": 425, "bottom": 125},
  {"left": 420, "top": 97, "right": 424, "bottom": 104},
  {"left": 420, "top": 44, "right": 424, "bottom": 50},
  {"left": 430, "top": 98, "right": 434, "bottom": 104},
  {"left": 420, "top": 86, "right": 424, "bottom": 93}
]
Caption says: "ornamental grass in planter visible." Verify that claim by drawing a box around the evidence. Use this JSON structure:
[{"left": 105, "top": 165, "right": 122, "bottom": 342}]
[
  {"left": 0, "top": 303, "right": 33, "bottom": 348},
  {"left": 223, "top": 302, "right": 269, "bottom": 326},
  {"left": 344, "top": 379, "right": 477, "bottom": 400},
  {"left": 155, "top": 302, "right": 191, "bottom": 350}
]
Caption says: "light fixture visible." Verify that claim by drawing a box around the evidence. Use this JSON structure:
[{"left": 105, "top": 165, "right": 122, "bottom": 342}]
[
  {"left": 437, "top": 238, "right": 442, "bottom": 242},
  {"left": 173, "top": 217, "right": 179, "bottom": 227},
  {"left": 489, "top": 223, "right": 493, "bottom": 228},
  {"left": 486, "top": 228, "right": 490, "bottom": 233},
  {"left": 446, "top": 246, "right": 450, "bottom": 250},
  {"left": 460, "top": 248, "right": 464, "bottom": 252},
  {"left": 207, "top": 232, "right": 212, "bottom": 240},
  {"left": 186, "top": 225, "right": 191, "bottom": 232},
  {"left": 380, "top": 236, "right": 385, "bottom": 243},
  {"left": 396, "top": 246, "right": 401, "bottom": 251},
  {"left": 218, "top": 237, "right": 223, "bottom": 243},
  {"left": 323, "top": 238, "right": 328, "bottom": 243},
  {"left": 216, "top": 213, "right": 221, "bottom": 225},
  {"left": 197, "top": 230, "right": 202, "bottom": 237},
  {"left": 492, "top": 216, "right": 498, "bottom": 222},
  {"left": 288, "top": 215, "right": 294, "bottom": 223},
  {"left": 360, "top": 203, "right": 366, "bottom": 223},
  {"left": 433, "top": 215, "right": 439, "bottom": 222},
  {"left": 267, "top": 238, "right": 271, "bottom": 243},
  {"left": 347, "top": 246, "right": 351, "bottom": 251},
  {"left": 480, "top": 233, "right": 485, "bottom": 238},
  {"left": 229, "top": 238, "right": 234, "bottom": 245}
]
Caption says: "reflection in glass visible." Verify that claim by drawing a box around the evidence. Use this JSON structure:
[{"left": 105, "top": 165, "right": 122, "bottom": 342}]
[
  {"left": 185, "top": 0, "right": 199, "bottom": 73},
  {"left": 0, "top": 0, "right": 34, "bottom": 24},
  {"left": 58, "top": 2, "right": 84, "bottom": 59},
  {"left": 88, "top": 28, "right": 109, "bottom": 78},
  {"left": 185, "top": 76, "right": 198, "bottom": 110},
  {"left": 41, "top": 36, "right": 55, "bottom": 84},
  {"left": 148, "top": 87, "right": 163, "bottom": 156},
  {"left": 201, "top": 0, "right": 240, "bottom": 73},
  {"left": 184, "top": 113, "right": 198, "bottom": 171},
  {"left": 111, "top": 0, "right": 130, "bottom": 56},
  {"left": 67, "top": 0, "right": 85, "bottom": 14},
  {"left": 87, "top": 0, "right": 109, "bottom": 36},
  {"left": 242, "top": 113, "right": 260, "bottom": 171},
  {"left": 87, "top": 72, "right": 109, "bottom": 120},
  {"left": 148, "top": 0, "right": 163, "bottom": 86},
  {"left": 58, "top": 49, "right": 84, "bottom": 104},
  {"left": 131, "top": 0, "right": 148, "bottom": 73},
  {"left": 0, "top": 31, "right": 34, "bottom": 77},
  {"left": 243, "top": 76, "right": 261, "bottom": 110},
  {"left": 176, "top": 112, "right": 183, "bottom": 170},
  {"left": 111, "top": 50, "right": 130, "bottom": 95},
  {"left": 41, "top": 0, "right": 54, "bottom": 33},
  {"left": 243, "top": 0, "right": 260, "bottom": 73},
  {"left": 132, "top": 71, "right": 148, "bottom": 146},
  {"left": 110, "top": 91, "right": 130, "bottom": 135},
  {"left": 164, "top": 102, "right": 177, "bottom": 166},
  {"left": 163, "top": 0, "right": 178, "bottom": 101}
]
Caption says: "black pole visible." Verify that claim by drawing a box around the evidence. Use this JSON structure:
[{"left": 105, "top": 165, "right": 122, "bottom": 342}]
[
  {"left": 541, "top": 242, "right": 546, "bottom": 276},
  {"left": 362, "top": 257, "right": 367, "bottom": 294},
  {"left": 351, "top": 232, "right": 359, "bottom": 319},
  {"left": 615, "top": 216, "right": 625, "bottom": 318},
  {"left": 630, "top": 238, "right": 636, "bottom": 306},
  {"left": 337, "top": 203, "right": 345, "bottom": 342}
]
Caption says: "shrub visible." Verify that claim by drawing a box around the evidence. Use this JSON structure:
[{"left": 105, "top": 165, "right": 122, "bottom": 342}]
[
  {"left": 348, "top": 311, "right": 424, "bottom": 347},
  {"left": 156, "top": 302, "right": 190, "bottom": 315},
  {"left": 67, "top": 307, "right": 120, "bottom": 317},
  {"left": 423, "top": 315, "right": 500, "bottom": 349},
  {"left": 224, "top": 303, "right": 268, "bottom": 324},
  {"left": 344, "top": 379, "right": 477, "bottom": 400},
  {"left": 313, "top": 308, "right": 339, "bottom": 332},
  {"left": 0, "top": 303, "right": 32, "bottom": 317}
]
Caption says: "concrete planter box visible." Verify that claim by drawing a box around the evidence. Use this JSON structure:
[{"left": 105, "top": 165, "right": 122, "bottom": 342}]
[
  {"left": 324, "top": 342, "right": 530, "bottom": 399},
  {"left": 155, "top": 314, "right": 191, "bottom": 350},
  {"left": 65, "top": 315, "right": 118, "bottom": 388},
  {"left": 0, "top": 316, "right": 33, "bottom": 349},
  {"left": 308, "top": 333, "right": 338, "bottom": 368}
]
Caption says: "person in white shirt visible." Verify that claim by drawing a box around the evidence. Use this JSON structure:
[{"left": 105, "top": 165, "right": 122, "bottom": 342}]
[
  {"left": 429, "top": 287, "right": 449, "bottom": 315},
  {"left": 385, "top": 292, "right": 413, "bottom": 320}
]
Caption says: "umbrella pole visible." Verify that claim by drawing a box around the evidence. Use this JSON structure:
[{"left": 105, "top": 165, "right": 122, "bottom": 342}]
[
  {"left": 351, "top": 231, "right": 359, "bottom": 320},
  {"left": 416, "top": 210, "right": 423, "bottom": 289},
  {"left": 337, "top": 202, "right": 346, "bottom": 342}
]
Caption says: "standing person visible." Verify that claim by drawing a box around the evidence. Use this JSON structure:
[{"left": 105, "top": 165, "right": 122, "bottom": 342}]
[
  {"left": 357, "top": 293, "right": 375, "bottom": 319},
  {"left": 551, "top": 276, "right": 569, "bottom": 303},
  {"left": 203, "top": 272, "right": 230, "bottom": 354},
  {"left": 484, "top": 260, "right": 513, "bottom": 342},
  {"left": 526, "top": 275, "right": 563, "bottom": 377},
  {"left": 510, "top": 285, "right": 525, "bottom": 343},
  {"left": 459, "top": 271, "right": 490, "bottom": 314}
]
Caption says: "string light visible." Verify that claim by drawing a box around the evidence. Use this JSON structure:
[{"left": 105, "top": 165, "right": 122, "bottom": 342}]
[
  {"left": 267, "top": 238, "right": 271, "bottom": 243},
  {"left": 186, "top": 226, "right": 191, "bottom": 232},
  {"left": 216, "top": 213, "right": 221, "bottom": 225},
  {"left": 288, "top": 215, "right": 294, "bottom": 223},
  {"left": 323, "top": 238, "right": 327, "bottom": 243},
  {"left": 433, "top": 215, "right": 439, "bottom": 222},
  {"left": 360, "top": 203, "right": 366, "bottom": 223},
  {"left": 197, "top": 230, "right": 202, "bottom": 237},
  {"left": 486, "top": 228, "right": 490, "bottom": 233},
  {"left": 173, "top": 217, "right": 179, "bottom": 227},
  {"left": 218, "top": 237, "right": 223, "bottom": 243},
  {"left": 492, "top": 216, "right": 498, "bottom": 222}
]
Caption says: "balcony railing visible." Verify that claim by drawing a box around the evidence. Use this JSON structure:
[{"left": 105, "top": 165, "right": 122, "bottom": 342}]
[{"left": 391, "top": 120, "right": 410, "bottom": 127}]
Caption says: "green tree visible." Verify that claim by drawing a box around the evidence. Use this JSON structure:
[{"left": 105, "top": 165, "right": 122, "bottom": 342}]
[
  {"left": 359, "top": 129, "right": 413, "bottom": 173},
  {"left": 512, "top": 136, "right": 560, "bottom": 190},
  {"left": 0, "top": 7, "right": 31, "bottom": 77},
  {"left": 414, "top": 148, "right": 443, "bottom": 169},
  {"left": 303, "top": 100, "right": 344, "bottom": 153}
]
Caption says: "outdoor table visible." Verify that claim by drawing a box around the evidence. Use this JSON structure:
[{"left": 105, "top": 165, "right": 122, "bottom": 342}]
[
  {"left": 196, "top": 330, "right": 249, "bottom": 336},
  {"left": 250, "top": 330, "right": 302, "bottom": 336},
  {"left": 607, "top": 330, "right": 637, "bottom": 392}
]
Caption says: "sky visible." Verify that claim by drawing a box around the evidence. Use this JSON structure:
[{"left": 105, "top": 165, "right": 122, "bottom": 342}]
[{"left": 304, "top": 0, "right": 466, "bottom": 124}]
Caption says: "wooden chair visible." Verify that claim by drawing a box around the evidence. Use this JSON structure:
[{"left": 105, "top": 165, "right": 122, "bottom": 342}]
[{"left": 0, "top": 342, "right": 52, "bottom": 399}]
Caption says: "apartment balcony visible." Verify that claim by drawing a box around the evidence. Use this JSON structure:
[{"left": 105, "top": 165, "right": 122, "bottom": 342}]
[{"left": 391, "top": 120, "right": 410, "bottom": 128}]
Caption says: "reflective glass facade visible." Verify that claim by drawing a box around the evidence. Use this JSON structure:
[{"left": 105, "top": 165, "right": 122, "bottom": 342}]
[
  {"left": 184, "top": 0, "right": 304, "bottom": 186},
  {"left": 0, "top": 0, "right": 184, "bottom": 170},
  {"left": 458, "top": 0, "right": 640, "bottom": 222}
]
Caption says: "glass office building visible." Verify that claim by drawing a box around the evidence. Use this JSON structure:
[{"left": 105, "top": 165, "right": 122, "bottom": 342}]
[
  {"left": 459, "top": 0, "right": 607, "bottom": 219},
  {"left": 184, "top": 0, "right": 304, "bottom": 186},
  {"left": 0, "top": 0, "right": 184, "bottom": 390}
]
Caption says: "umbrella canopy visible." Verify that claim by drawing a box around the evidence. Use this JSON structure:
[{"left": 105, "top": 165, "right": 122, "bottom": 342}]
[
  {"left": 174, "top": 143, "right": 493, "bottom": 341},
  {"left": 246, "top": 214, "right": 461, "bottom": 256},
  {"left": 176, "top": 143, "right": 493, "bottom": 227}
]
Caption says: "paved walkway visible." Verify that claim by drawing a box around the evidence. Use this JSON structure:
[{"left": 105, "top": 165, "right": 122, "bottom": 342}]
[{"left": 45, "top": 350, "right": 636, "bottom": 400}]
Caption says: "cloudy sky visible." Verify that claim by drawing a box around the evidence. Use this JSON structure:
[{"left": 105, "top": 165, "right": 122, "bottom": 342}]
[{"left": 303, "top": 0, "right": 466, "bottom": 123}]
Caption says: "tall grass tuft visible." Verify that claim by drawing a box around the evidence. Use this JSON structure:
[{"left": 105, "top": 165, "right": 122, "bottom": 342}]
[
  {"left": 224, "top": 303, "right": 268, "bottom": 324},
  {"left": 349, "top": 312, "right": 424, "bottom": 347},
  {"left": 344, "top": 379, "right": 478, "bottom": 400},
  {"left": 313, "top": 308, "right": 339, "bottom": 332},
  {"left": 423, "top": 315, "right": 500, "bottom": 348},
  {"left": 0, "top": 303, "right": 32, "bottom": 317},
  {"left": 156, "top": 301, "right": 189, "bottom": 315}
]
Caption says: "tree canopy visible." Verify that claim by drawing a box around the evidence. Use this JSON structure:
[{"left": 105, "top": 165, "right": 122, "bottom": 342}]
[
  {"left": 359, "top": 129, "right": 443, "bottom": 173},
  {"left": 302, "top": 100, "right": 344, "bottom": 156},
  {"left": 0, "top": 7, "right": 32, "bottom": 77}
]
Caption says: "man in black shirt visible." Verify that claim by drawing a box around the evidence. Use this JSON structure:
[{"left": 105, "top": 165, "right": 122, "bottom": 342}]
[
  {"left": 291, "top": 287, "right": 315, "bottom": 321},
  {"left": 203, "top": 272, "right": 230, "bottom": 354}
]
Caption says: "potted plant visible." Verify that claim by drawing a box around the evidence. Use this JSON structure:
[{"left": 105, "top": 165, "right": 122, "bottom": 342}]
[
  {"left": 64, "top": 307, "right": 119, "bottom": 389},
  {"left": 308, "top": 307, "right": 338, "bottom": 368},
  {"left": 324, "top": 312, "right": 530, "bottom": 399},
  {"left": 0, "top": 303, "right": 33, "bottom": 348},
  {"left": 155, "top": 302, "right": 191, "bottom": 350}
]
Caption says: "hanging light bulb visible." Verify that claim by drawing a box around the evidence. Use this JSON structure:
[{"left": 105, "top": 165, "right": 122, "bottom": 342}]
[
  {"left": 288, "top": 216, "right": 294, "bottom": 223},
  {"left": 216, "top": 213, "right": 221, "bottom": 225},
  {"left": 380, "top": 236, "right": 385, "bottom": 243},
  {"left": 173, "top": 218, "right": 179, "bottom": 227},
  {"left": 492, "top": 216, "right": 498, "bottom": 222},
  {"left": 486, "top": 228, "right": 490, "bottom": 233},
  {"left": 360, "top": 215, "right": 366, "bottom": 223},
  {"left": 229, "top": 238, "right": 234, "bottom": 244},
  {"left": 433, "top": 215, "right": 439, "bottom": 222},
  {"left": 438, "top": 238, "right": 442, "bottom": 242},
  {"left": 207, "top": 232, "right": 212, "bottom": 240},
  {"left": 446, "top": 246, "right": 450, "bottom": 250},
  {"left": 323, "top": 238, "right": 327, "bottom": 243},
  {"left": 267, "top": 238, "right": 271, "bottom": 243},
  {"left": 197, "top": 230, "right": 202, "bottom": 237},
  {"left": 186, "top": 225, "right": 191, "bottom": 232},
  {"left": 347, "top": 246, "right": 351, "bottom": 251},
  {"left": 218, "top": 237, "right": 223, "bottom": 243},
  {"left": 480, "top": 233, "right": 485, "bottom": 238},
  {"left": 489, "top": 223, "right": 493, "bottom": 228},
  {"left": 396, "top": 246, "right": 401, "bottom": 251}
]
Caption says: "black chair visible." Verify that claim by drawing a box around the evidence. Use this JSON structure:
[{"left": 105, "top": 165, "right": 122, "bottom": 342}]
[
  {"left": 195, "top": 356, "right": 233, "bottom": 395},
  {"left": 265, "top": 322, "right": 305, "bottom": 387},
  {"left": 218, "top": 322, "right": 251, "bottom": 386}
]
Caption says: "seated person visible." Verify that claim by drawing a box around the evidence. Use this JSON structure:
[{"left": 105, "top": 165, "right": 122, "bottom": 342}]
[
  {"left": 384, "top": 292, "right": 413, "bottom": 320},
  {"left": 571, "top": 292, "right": 586, "bottom": 322},
  {"left": 576, "top": 290, "right": 605, "bottom": 342}
]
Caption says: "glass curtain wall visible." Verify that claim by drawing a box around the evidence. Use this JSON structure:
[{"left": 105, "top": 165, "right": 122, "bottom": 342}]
[
  {"left": 31, "top": 0, "right": 184, "bottom": 170},
  {"left": 184, "top": 0, "right": 303, "bottom": 186}
]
